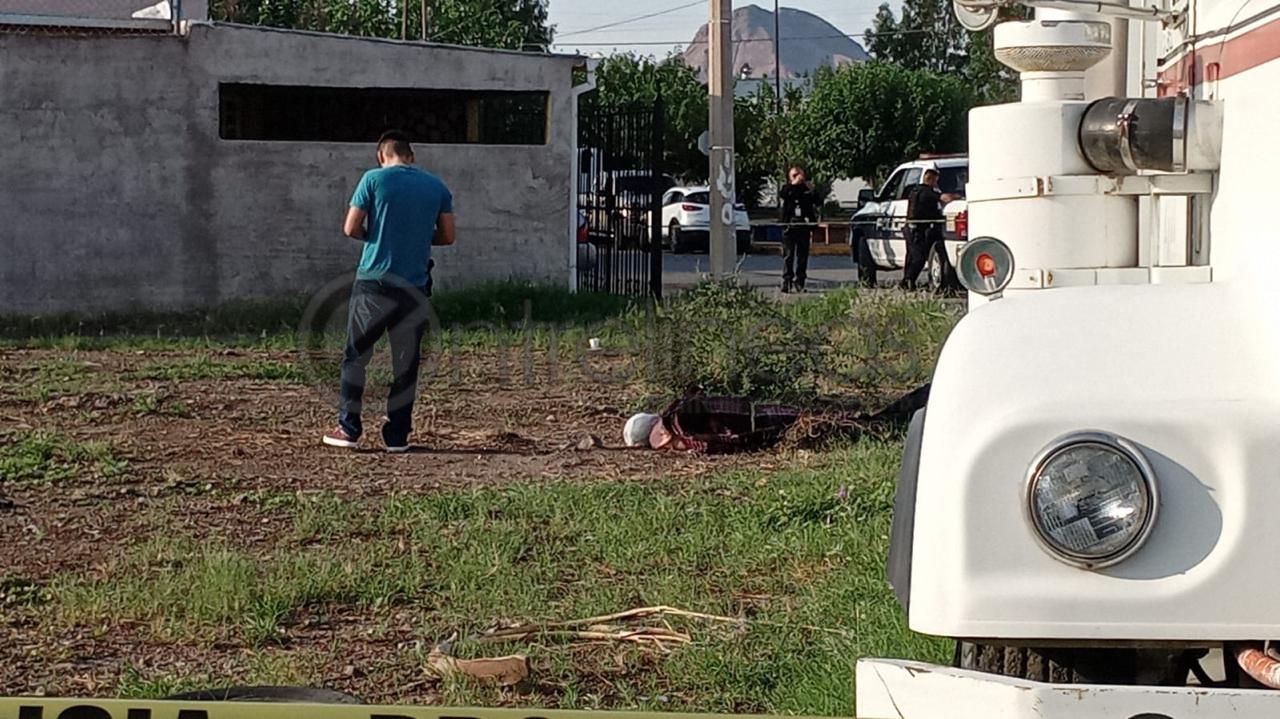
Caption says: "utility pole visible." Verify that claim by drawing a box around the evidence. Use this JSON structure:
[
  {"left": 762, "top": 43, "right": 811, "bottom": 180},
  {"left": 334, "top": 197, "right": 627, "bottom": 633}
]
[
  {"left": 772, "top": 0, "right": 785, "bottom": 215},
  {"left": 773, "top": 0, "right": 782, "bottom": 113},
  {"left": 401, "top": 0, "right": 408, "bottom": 40},
  {"left": 421, "top": 0, "right": 430, "bottom": 41},
  {"left": 708, "top": 0, "right": 737, "bottom": 277}
]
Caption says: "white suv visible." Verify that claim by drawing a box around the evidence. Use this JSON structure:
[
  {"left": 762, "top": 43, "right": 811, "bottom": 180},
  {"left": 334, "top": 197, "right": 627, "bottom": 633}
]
[
  {"left": 849, "top": 155, "right": 969, "bottom": 289},
  {"left": 661, "top": 186, "right": 752, "bottom": 254}
]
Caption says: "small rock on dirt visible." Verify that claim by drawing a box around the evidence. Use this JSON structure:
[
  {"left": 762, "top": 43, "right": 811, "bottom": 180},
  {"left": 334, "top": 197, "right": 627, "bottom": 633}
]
[{"left": 576, "top": 435, "right": 603, "bottom": 451}]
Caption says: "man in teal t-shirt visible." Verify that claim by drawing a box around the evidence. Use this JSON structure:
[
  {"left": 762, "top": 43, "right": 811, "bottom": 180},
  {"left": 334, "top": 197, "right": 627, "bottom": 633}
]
[{"left": 323, "top": 130, "right": 456, "bottom": 453}]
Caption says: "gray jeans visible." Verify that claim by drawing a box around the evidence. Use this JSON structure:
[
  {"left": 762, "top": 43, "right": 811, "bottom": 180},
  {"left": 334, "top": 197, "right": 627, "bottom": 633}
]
[{"left": 338, "top": 279, "right": 430, "bottom": 444}]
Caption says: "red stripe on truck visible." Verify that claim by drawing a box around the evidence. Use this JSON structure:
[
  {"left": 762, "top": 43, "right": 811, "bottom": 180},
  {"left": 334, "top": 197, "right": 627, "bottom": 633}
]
[{"left": 1158, "top": 14, "right": 1280, "bottom": 95}]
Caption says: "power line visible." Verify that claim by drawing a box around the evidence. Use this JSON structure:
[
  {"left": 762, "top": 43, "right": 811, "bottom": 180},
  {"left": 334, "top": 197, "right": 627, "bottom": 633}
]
[
  {"left": 561, "top": 28, "right": 937, "bottom": 48},
  {"left": 556, "top": 0, "right": 704, "bottom": 39},
  {"left": 572, "top": 25, "right": 712, "bottom": 35}
]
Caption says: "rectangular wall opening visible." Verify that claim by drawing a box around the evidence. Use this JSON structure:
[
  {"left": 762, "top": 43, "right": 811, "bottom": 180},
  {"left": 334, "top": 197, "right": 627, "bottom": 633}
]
[{"left": 219, "top": 83, "right": 548, "bottom": 145}]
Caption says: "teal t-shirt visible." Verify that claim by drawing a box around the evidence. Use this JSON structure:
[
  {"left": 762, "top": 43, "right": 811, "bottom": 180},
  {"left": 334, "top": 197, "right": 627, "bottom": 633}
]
[{"left": 350, "top": 165, "right": 453, "bottom": 288}]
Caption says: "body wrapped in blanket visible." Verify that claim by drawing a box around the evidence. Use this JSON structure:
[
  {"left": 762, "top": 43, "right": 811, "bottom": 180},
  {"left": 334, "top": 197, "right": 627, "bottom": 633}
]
[
  {"left": 644, "top": 384, "right": 930, "bottom": 454},
  {"left": 656, "top": 394, "right": 802, "bottom": 454}
]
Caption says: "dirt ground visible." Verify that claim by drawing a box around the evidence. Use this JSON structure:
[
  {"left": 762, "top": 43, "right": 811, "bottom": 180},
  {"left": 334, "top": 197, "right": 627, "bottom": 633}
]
[{"left": 0, "top": 346, "right": 784, "bottom": 702}]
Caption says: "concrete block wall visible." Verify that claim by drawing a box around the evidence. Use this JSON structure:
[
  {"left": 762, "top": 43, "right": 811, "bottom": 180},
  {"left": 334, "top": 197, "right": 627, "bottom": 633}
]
[{"left": 0, "top": 24, "right": 578, "bottom": 315}]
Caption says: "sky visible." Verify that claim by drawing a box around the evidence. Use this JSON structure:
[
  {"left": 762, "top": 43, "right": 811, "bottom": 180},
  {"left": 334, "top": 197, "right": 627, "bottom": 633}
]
[{"left": 549, "top": 0, "right": 897, "bottom": 57}]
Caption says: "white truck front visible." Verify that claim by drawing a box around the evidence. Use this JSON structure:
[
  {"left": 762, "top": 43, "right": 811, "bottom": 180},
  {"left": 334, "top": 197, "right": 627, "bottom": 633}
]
[{"left": 857, "top": 0, "right": 1280, "bottom": 713}]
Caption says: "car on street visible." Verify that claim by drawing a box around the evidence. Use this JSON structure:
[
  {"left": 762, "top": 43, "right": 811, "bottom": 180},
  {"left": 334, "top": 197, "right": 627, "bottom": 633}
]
[
  {"left": 593, "top": 170, "right": 677, "bottom": 250},
  {"left": 850, "top": 154, "right": 968, "bottom": 289},
  {"left": 660, "top": 186, "right": 752, "bottom": 254}
]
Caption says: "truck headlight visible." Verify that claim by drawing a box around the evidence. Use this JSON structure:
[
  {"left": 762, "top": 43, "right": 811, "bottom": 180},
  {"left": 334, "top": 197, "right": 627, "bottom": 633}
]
[{"left": 1024, "top": 431, "right": 1158, "bottom": 569}]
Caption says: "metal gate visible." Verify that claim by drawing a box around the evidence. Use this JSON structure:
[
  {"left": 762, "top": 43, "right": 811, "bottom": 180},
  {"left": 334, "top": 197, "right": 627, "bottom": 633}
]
[{"left": 577, "top": 101, "right": 665, "bottom": 298}]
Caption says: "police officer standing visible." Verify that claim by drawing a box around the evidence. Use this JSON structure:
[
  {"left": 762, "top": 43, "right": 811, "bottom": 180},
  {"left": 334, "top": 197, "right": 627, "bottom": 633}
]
[
  {"left": 901, "top": 168, "right": 944, "bottom": 290},
  {"left": 779, "top": 166, "right": 819, "bottom": 293}
]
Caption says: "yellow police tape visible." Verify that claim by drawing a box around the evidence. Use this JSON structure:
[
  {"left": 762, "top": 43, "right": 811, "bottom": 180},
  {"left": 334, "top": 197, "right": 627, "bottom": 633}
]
[{"left": 0, "top": 699, "right": 819, "bottom": 719}]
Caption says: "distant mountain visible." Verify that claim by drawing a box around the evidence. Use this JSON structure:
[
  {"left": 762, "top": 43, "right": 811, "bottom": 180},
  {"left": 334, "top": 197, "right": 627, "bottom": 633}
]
[{"left": 682, "top": 4, "right": 869, "bottom": 83}]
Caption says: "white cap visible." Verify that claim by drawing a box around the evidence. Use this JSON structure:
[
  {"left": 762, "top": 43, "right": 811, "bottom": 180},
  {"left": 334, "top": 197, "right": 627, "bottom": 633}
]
[{"left": 623, "top": 413, "right": 661, "bottom": 447}]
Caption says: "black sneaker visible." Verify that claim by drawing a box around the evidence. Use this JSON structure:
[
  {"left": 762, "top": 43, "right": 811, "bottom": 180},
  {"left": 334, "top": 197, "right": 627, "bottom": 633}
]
[{"left": 382, "top": 426, "right": 411, "bottom": 454}]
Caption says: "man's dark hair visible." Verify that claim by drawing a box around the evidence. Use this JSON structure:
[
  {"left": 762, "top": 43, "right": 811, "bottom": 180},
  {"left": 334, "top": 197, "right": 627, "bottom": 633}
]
[
  {"left": 378, "top": 130, "right": 413, "bottom": 159},
  {"left": 923, "top": 168, "right": 939, "bottom": 177}
]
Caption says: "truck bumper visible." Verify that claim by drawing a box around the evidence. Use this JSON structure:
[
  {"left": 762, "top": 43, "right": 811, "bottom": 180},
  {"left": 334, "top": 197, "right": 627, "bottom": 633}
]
[{"left": 857, "top": 659, "right": 1275, "bottom": 718}]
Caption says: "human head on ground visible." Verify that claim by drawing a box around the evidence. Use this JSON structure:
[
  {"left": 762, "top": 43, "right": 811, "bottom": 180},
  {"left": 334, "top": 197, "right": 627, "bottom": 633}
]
[
  {"left": 623, "top": 412, "right": 684, "bottom": 450},
  {"left": 922, "top": 168, "right": 939, "bottom": 188},
  {"left": 648, "top": 419, "right": 680, "bottom": 450},
  {"left": 377, "top": 130, "right": 415, "bottom": 168}
]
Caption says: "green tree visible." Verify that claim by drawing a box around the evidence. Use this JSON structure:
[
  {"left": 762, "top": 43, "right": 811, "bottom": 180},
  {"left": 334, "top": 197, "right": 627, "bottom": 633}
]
[
  {"left": 732, "top": 86, "right": 778, "bottom": 209},
  {"left": 863, "top": 0, "right": 1019, "bottom": 105},
  {"left": 961, "top": 9, "right": 1027, "bottom": 105},
  {"left": 864, "top": 3, "right": 900, "bottom": 63},
  {"left": 585, "top": 53, "right": 709, "bottom": 182},
  {"left": 898, "top": 0, "right": 967, "bottom": 73},
  {"left": 209, "top": 0, "right": 551, "bottom": 49},
  {"left": 790, "top": 63, "right": 972, "bottom": 183},
  {"left": 587, "top": 54, "right": 788, "bottom": 208},
  {"left": 430, "top": 0, "right": 551, "bottom": 48}
]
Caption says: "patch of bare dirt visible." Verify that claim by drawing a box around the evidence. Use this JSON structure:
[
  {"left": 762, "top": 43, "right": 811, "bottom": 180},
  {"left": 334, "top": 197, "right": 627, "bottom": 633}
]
[
  {"left": 0, "top": 346, "right": 785, "bottom": 700},
  {"left": 0, "top": 348, "right": 773, "bottom": 577}
]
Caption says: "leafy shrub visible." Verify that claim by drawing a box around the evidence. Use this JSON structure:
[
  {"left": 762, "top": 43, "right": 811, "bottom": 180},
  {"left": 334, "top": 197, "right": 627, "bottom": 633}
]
[
  {"left": 819, "top": 289, "right": 962, "bottom": 398},
  {"left": 626, "top": 282, "right": 963, "bottom": 408},
  {"left": 628, "top": 280, "right": 827, "bottom": 403}
]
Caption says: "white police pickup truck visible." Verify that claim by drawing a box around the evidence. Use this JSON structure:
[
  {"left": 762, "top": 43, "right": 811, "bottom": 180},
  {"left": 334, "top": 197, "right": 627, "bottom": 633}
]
[{"left": 850, "top": 155, "right": 969, "bottom": 289}]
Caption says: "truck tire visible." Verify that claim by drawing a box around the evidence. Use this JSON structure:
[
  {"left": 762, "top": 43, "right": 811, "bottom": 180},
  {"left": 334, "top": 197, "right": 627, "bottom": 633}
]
[
  {"left": 957, "top": 642, "right": 1204, "bottom": 688},
  {"left": 854, "top": 233, "right": 876, "bottom": 288},
  {"left": 669, "top": 221, "right": 685, "bottom": 254},
  {"left": 957, "top": 642, "right": 1089, "bottom": 683},
  {"left": 955, "top": 642, "right": 1140, "bottom": 684},
  {"left": 927, "top": 242, "right": 958, "bottom": 291}
]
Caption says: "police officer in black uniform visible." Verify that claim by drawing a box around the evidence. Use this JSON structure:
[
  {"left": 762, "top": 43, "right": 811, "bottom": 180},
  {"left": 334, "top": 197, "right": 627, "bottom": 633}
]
[
  {"left": 779, "top": 166, "right": 819, "bottom": 293},
  {"left": 901, "top": 168, "right": 944, "bottom": 290}
]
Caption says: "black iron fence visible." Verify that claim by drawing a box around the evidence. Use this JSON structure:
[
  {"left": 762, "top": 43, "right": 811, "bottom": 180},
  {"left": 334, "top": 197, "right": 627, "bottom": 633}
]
[{"left": 576, "top": 100, "right": 665, "bottom": 299}]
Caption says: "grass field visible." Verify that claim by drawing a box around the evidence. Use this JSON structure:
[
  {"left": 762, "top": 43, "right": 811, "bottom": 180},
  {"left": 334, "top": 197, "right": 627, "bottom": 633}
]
[{"left": 0, "top": 283, "right": 962, "bottom": 714}]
